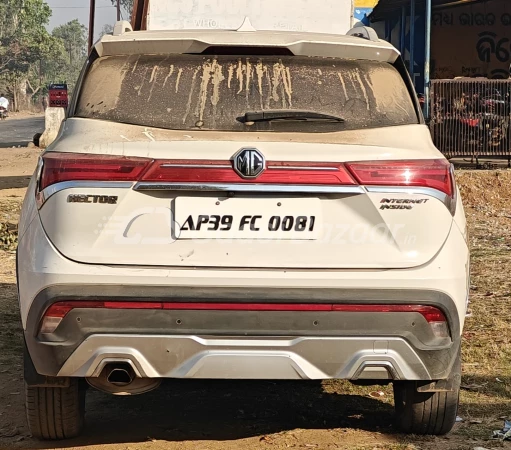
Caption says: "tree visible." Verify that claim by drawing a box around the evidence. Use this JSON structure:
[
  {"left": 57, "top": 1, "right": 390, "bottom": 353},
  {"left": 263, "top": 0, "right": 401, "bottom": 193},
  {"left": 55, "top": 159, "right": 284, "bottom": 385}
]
[
  {"left": 0, "top": 0, "right": 56, "bottom": 75},
  {"left": 111, "top": 0, "right": 134, "bottom": 17},
  {"left": 28, "top": 20, "right": 88, "bottom": 102},
  {"left": 52, "top": 19, "right": 87, "bottom": 66},
  {"left": 0, "top": 0, "right": 60, "bottom": 110},
  {"left": 99, "top": 23, "right": 114, "bottom": 38}
]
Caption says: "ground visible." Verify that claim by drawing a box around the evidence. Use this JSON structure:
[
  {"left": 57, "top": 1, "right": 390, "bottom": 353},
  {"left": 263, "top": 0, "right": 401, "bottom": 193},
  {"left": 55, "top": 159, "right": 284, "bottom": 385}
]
[
  {"left": 1, "top": 124, "right": 511, "bottom": 449},
  {"left": 0, "top": 114, "right": 44, "bottom": 149}
]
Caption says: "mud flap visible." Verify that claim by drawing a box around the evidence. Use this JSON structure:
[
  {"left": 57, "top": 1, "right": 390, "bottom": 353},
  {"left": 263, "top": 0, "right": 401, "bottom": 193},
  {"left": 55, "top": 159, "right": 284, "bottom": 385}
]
[
  {"left": 416, "top": 375, "right": 461, "bottom": 393},
  {"left": 416, "top": 348, "right": 462, "bottom": 393},
  {"left": 23, "top": 338, "right": 70, "bottom": 388}
]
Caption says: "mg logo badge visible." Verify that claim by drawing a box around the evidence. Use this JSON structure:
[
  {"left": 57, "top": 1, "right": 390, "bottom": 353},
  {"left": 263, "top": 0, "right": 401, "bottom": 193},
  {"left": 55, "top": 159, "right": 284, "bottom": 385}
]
[{"left": 232, "top": 148, "right": 266, "bottom": 179}]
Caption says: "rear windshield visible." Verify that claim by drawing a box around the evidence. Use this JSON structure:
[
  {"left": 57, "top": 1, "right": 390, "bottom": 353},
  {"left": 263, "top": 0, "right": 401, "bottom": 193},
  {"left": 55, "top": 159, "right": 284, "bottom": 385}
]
[{"left": 75, "top": 54, "right": 417, "bottom": 132}]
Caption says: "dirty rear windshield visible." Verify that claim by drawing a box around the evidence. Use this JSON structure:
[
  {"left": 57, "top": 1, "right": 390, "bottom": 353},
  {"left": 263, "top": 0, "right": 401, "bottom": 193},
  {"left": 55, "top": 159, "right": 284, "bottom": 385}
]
[{"left": 75, "top": 54, "right": 418, "bottom": 132}]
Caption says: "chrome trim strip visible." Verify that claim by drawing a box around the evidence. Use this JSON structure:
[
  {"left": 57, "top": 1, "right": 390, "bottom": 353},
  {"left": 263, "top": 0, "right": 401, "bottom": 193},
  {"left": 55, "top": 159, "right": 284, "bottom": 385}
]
[
  {"left": 365, "top": 186, "right": 454, "bottom": 215},
  {"left": 160, "top": 164, "right": 232, "bottom": 169},
  {"left": 267, "top": 166, "right": 339, "bottom": 171},
  {"left": 34, "top": 157, "right": 44, "bottom": 209},
  {"left": 133, "top": 182, "right": 365, "bottom": 194},
  {"left": 90, "top": 358, "right": 144, "bottom": 378},
  {"left": 352, "top": 362, "right": 400, "bottom": 381},
  {"left": 38, "top": 181, "right": 134, "bottom": 208},
  {"left": 449, "top": 163, "right": 458, "bottom": 216},
  {"left": 160, "top": 164, "right": 338, "bottom": 171},
  {"left": 364, "top": 186, "right": 448, "bottom": 203}
]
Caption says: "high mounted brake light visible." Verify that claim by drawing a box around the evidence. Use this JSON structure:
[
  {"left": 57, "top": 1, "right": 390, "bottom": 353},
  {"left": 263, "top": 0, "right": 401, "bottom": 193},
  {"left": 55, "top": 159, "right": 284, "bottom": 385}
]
[{"left": 40, "top": 301, "right": 449, "bottom": 338}]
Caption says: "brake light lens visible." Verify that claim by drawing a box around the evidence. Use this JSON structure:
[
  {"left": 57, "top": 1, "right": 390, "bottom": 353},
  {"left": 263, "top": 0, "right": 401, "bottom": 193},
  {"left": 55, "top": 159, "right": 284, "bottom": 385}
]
[
  {"left": 40, "top": 301, "right": 448, "bottom": 338},
  {"left": 141, "top": 161, "right": 356, "bottom": 185},
  {"left": 38, "top": 155, "right": 359, "bottom": 191},
  {"left": 39, "top": 153, "right": 151, "bottom": 191},
  {"left": 346, "top": 159, "right": 454, "bottom": 197},
  {"left": 39, "top": 154, "right": 453, "bottom": 197}
]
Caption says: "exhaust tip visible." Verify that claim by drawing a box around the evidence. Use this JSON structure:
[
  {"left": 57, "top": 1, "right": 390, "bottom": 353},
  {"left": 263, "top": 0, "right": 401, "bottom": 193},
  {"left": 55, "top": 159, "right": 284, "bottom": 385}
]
[
  {"left": 87, "top": 361, "right": 160, "bottom": 395},
  {"left": 106, "top": 363, "right": 135, "bottom": 387}
]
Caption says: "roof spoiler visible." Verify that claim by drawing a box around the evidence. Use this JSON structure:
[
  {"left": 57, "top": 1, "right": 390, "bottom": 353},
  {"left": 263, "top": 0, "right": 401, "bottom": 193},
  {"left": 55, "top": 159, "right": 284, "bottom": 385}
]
[
  {"left": 346, "top": 26, "right": 379, "bottom": 42},
  {"left": 113, "top": 20, "right": 133, "bottom": 36}
]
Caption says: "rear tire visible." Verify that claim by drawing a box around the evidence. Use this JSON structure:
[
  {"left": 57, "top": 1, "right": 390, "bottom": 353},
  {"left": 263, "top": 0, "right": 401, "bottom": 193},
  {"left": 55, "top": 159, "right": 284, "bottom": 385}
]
[
  {"left": 25, "top": 380, "right": 85, "bottom": 440},
  {"left": 393, "top": 352, "right": 461, "bottom": 435}
]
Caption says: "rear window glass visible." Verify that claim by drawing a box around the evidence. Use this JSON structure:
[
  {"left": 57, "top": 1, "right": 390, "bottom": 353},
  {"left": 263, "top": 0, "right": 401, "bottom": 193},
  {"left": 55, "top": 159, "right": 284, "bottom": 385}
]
[{"left": 75, "top": 54, "right": 417, "bottom": 132}]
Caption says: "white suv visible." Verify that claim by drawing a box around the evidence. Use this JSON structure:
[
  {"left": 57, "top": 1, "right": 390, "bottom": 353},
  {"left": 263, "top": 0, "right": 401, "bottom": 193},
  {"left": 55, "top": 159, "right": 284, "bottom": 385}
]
[{"left": 18, "top": 25, "right": 469, "bottom": 440}]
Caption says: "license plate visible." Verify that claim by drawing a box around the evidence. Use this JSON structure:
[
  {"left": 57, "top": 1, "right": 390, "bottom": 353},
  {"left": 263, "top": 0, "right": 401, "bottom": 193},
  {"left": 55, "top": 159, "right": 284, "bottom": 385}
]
[{"left": 174, "top": 197, "right": 321, "bottom": 240}]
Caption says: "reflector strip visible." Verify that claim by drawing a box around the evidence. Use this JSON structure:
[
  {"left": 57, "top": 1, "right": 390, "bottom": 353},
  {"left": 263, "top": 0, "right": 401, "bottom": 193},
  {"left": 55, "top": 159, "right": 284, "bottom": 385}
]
[{"left": 42, "top": 301, "right": 447, "bottom": 323}]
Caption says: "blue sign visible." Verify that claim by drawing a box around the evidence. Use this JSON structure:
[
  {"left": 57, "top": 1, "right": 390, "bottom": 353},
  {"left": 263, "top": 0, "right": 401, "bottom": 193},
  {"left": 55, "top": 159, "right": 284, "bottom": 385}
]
[{"left": 354, "top": 7, "right": 373, "bottom": 25}]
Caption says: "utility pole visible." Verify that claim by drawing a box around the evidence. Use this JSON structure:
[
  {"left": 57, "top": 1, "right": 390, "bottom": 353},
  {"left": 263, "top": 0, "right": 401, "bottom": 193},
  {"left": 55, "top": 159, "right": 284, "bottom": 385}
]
[
  {"left": 409, "top": 0, "right": 415, "bottom": 82},
  {"left": 131, "top": 0, "right": 149, "bottom": 31},
  {"left": 424, "top": 0, "right": 432, "bottom": 120},
  {"left": 88, "top": 0, "right": 96, "bottom": 53},
  {"left": 117, "top": 0, "right": 121, "bottom": 21}
]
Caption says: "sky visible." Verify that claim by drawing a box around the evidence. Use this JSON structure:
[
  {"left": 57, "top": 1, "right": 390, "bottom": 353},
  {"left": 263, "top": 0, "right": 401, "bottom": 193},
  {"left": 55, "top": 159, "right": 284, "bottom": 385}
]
[{"left": 46, "top": 0, "right": 129, "bottom": 39}]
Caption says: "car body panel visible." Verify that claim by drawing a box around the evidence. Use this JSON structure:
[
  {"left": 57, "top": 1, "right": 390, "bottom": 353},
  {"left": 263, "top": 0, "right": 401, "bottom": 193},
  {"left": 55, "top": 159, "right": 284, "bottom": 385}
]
[{"left": 18, "top": 29, "right": 469, "bottom": 386}]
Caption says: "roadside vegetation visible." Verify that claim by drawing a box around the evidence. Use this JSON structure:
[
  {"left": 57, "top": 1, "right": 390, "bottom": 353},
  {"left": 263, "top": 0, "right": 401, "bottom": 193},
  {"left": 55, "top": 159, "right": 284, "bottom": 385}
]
[{"left": 0, "top": 0, "right": 106, "bottom": 112}]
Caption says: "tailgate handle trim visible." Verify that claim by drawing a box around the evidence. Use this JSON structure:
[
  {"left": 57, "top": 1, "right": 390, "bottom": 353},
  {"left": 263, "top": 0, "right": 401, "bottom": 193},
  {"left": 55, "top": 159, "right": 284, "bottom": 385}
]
[{"left": 133, "top": 182, "right": 366, "bottom": 194}]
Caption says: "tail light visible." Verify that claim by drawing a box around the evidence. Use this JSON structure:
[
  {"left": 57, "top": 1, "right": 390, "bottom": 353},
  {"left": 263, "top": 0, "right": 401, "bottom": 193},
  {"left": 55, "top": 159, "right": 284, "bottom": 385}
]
[
  {"left": 37, "top": 153, "right": 456, "bottom": 214},
  {"left": 346, "top": 159, "right": 456, "bottom": 215},
  {"left": 40, "top": 301, "right": 449, "bottom": 339},
  {"left": 141, "top": 161, "right": 356, "bottom": 185},
  {"left": 38, "top": 154, "right": 452, "bottom": 192},
  {"left": 38, "top": 154, "right": 356, "bottom": 191},
  {"left": 39, "top": 153, "right": 151, "bottom": 191},
  {"left": 346, "top": 159, "right": 454, "bottom": 198}
]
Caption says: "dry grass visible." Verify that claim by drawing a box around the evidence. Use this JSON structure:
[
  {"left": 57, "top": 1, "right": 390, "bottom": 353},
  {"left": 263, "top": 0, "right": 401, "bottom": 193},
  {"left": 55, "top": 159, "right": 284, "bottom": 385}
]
[
  {"left": 0, "top": 199, "right": 20, "bottom": 251},
  {"left": 1, "top": 171, "right": 511, "bottom": 449},
  {"left": 452, "top": 171, "right": 511, "bottom": 443}
]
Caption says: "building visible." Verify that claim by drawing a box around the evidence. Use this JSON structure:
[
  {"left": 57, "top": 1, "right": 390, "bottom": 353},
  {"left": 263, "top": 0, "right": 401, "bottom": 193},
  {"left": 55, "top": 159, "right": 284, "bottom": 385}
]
[
  {"left": 371, "top": 0, "right": 511, "bottom": 160},
  {"left": 370, "top": 0, "right": 511, "bottom": 90},
  {"left": 354, "top": 0, "right": 379, "bottom": 25}
]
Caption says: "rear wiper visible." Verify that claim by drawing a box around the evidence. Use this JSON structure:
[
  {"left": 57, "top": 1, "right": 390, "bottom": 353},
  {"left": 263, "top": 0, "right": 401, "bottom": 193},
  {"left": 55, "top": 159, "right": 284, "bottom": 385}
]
[{"left": 236, "top": 110, "right": 345, "bottom": 124}]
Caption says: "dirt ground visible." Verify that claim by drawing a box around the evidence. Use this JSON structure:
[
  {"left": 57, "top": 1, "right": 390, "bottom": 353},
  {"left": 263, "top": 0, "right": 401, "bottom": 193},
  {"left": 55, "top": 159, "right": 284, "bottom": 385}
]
[{"left": 1, "top": 147, "right": 511, "bottom": 450}]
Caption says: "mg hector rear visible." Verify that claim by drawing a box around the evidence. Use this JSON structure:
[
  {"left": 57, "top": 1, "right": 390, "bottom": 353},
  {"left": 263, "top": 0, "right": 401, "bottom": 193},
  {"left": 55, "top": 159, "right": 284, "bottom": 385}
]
[{"left": 18, "top": 25, "right": 469, "bottom": 439}]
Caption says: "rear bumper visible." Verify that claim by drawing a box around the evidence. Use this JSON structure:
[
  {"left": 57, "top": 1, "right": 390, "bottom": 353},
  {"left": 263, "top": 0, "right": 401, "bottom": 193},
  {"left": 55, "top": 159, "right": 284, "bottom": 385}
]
[
  {"left": 24, "top": 285, "right": 460, "bottom": 381},
  {"left": 56, "top": 335, "right": 453, "bottom": 381},
  {"left": 19, "top": 214, "right": 468, "bottom": 382}
]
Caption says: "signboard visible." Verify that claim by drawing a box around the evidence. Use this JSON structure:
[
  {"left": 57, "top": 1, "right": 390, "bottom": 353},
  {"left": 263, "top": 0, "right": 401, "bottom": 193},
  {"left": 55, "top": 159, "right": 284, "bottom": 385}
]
[
  {"left": 354, "top": 8, "right": 373, "bottom": 25},
  {"left": 147, "top": 0, "right": 354, "bottom": 35},
  {"left": 49, "top": 84, "right": 68, "bottom": 108},
  {"left": 431, "top": 1, "right": 511, "bottom": 79}
]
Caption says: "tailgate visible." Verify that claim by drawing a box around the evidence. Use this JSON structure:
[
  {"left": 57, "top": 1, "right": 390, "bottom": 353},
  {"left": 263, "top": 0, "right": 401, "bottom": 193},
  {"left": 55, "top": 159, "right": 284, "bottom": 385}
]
[{"left": 37, "top": 144, "right": 455, "bottom": 270}]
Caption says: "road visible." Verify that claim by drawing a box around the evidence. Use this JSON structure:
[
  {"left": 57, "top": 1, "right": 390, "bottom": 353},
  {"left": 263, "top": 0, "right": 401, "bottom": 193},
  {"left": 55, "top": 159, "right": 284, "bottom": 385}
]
[{"left": 0, "top": 115, "right": 44, "bottom": 148}]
